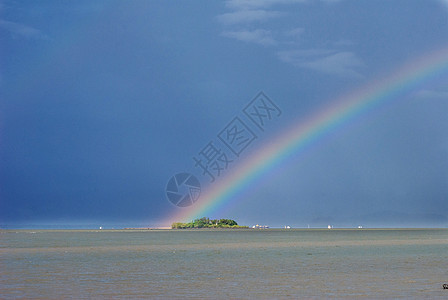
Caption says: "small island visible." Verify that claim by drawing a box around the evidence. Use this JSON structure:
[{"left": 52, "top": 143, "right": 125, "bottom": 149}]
[{"left": 171, "top": 217, "right": 248, "bottom": 229}]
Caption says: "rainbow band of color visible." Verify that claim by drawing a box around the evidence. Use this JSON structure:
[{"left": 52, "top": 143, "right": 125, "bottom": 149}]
[{"left": 164, "top": 46, "right": 448, "bottom": 225}]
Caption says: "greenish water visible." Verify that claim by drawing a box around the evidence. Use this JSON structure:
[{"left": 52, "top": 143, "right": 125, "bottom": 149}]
[{"left": 1, "top": 229, "right": 448, "bottom": 299}]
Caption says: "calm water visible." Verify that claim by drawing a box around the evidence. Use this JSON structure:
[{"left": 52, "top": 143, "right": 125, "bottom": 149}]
[{"left": 1, "top": 229, "right": 448, "bottom": 299}]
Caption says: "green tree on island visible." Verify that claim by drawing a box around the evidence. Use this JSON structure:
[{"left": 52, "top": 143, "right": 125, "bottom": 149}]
[{"left": 171, "top": 217, "right": 247, "bottom": 229}]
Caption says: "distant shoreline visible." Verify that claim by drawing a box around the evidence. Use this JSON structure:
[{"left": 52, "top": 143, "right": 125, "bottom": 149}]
[{"left": 1, "top": 227, "right": 447, "bottom": 231}]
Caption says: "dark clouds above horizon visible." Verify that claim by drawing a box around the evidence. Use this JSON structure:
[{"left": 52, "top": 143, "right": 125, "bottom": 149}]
[{"left": 1, "top": 0, "right": 447, "bottom": 228}]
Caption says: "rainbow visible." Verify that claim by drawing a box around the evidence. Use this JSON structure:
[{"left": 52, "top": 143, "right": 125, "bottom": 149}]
[{"left": 163, "top": 46, "right": 448, "bottom": 226}]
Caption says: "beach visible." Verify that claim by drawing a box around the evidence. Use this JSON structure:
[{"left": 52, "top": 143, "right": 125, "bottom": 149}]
[{"left": 1, "top": 229, "right": 447, "bottom": 298}]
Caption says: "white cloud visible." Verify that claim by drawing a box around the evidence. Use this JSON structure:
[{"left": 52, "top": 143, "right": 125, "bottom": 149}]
[
  {"left": 284, "top": 27, "right": 304, "bottom": 38},
  {"left": 0, "top": 19, "right": 49, "bottom": 40},
  {"left": 304, "top": 52, "right": 363, "bottom": 77},
  {"left": 219, "top": 0, "right": 362, "bottom": 78},
  {"left": 282, "top": 28, "right": 305, "bottom": 45},
  {"left": 217, "top": 9, "right": 283, "bottom": 24},
  {"left": 415, "top": 89, "right": 448, "bottom": 99},
  {"left": 439, "top": 0, "right": 448, "bottom": 9},
  {"left": 222, "top": 29, "right": 277, "bottom": 46},
  {"left": 225, "top": 0, "right": 306, "bottom": 10},
  {"left": 277, "top": 49, "right": 333, "bottom": 62},
  {"left": 278, "top": 50, "right": 364, "bottom": 77},
  {"left": 333, "top": 39, "right": 355, "bottom": 47}
]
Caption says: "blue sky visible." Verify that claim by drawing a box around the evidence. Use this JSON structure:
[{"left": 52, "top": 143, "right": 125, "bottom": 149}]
[{"left": 1, "top": 0, "right": 447, "bottom": 228}]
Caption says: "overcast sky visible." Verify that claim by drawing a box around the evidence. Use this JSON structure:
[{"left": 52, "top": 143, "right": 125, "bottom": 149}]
[{"left": 1, "top": 0, "right": 447, "bottom": 228}]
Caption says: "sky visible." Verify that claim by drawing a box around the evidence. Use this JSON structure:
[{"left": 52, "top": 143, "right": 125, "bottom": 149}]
[{"left": 1, "top": 0, "right": 447, "bottom": 228}]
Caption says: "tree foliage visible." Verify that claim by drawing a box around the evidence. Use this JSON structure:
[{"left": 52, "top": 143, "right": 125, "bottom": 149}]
[{"left": 171, "top": 217, "right": 246, "bottom": 229}]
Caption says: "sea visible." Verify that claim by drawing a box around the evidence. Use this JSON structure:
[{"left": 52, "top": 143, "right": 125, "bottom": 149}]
[{"left": 1, "top": 228, "right": 447, "bottom": 299}]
